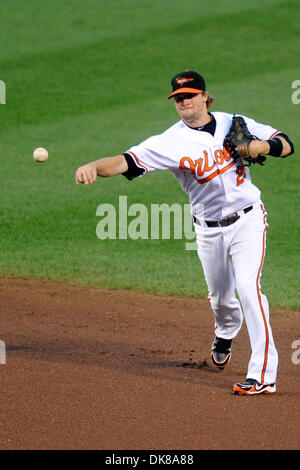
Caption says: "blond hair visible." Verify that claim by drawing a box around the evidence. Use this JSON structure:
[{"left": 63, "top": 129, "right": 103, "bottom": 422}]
[{"left": 205, "top": 92, "right": 214, "bottom": 109}]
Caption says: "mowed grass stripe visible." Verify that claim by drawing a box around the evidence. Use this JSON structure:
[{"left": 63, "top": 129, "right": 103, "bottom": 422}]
[
  {"left": 1, "top": 0, "right": 285, "bottom": 61},
  {"left": 1, "top": 1, "right": 299, "bottom": 129}
]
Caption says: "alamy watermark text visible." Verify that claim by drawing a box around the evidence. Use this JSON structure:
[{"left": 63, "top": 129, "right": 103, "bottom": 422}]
[{"left": 96, "top": 196, "right": 204, "bottom": 250}]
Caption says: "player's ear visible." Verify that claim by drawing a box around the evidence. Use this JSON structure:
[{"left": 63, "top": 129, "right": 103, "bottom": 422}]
[{"left": 202, "top": 91, "right": 208, "bottom": 102}]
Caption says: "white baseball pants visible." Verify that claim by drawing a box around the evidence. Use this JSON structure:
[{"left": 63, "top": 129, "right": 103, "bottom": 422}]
[{"left": 195, "top": 201, "right": 278, "bottom": 385}]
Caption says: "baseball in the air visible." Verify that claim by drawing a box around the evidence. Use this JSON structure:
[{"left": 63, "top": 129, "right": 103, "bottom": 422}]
[{"left": 33, "top": 147, "right": 48, "bottom": 163}]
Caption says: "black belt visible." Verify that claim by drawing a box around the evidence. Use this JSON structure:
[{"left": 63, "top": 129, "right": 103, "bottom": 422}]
[{"left": 193, "top": 205, "right": 253, "bottom": 228}]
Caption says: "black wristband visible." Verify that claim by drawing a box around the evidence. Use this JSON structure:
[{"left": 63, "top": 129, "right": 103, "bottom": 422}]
[{"left": 266, "top": 137, "right": 283, "bottom": 157}]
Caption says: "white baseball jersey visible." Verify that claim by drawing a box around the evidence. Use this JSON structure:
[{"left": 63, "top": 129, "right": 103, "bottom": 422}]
[{"left": 124, "top": 112, "right": 280, "bottom": 220}]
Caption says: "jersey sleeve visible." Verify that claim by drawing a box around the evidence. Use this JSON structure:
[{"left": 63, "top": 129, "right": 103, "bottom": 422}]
[
  {"left": 122, "top": 153, "right": 146, "bottom": 180},
  {"left": 241, "top": 115, "right": 281, "bottom": 140},
  {"left": 122, "top": 134, "right": 179, "bottom": 180}
]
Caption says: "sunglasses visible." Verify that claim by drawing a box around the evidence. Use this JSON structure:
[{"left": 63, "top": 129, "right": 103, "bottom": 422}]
[{"left": 174, "top": 93, "right": 198, "bottom": 103}]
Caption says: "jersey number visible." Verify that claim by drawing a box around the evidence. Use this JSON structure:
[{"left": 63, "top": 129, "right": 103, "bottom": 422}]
[{"left": 236, "top": 165, "right": 246, "bottom": 186}]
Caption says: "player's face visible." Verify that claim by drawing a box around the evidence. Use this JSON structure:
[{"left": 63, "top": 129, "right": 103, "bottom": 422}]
[{"left": 174, "top": 92, "right": 208, "bottom": 125}]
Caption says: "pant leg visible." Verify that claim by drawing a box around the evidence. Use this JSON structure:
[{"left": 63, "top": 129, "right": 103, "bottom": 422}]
[
  {"left": 195, "top": 224, "right": 244, "bottom": 340},
  {"left": 230, "top": 204, "right": 278, "bottom": 384}
]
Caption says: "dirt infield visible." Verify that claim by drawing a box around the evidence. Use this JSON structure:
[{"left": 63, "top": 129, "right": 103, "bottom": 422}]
[{"left": 0, "top": 277, "right": 299, "bottom": 450}]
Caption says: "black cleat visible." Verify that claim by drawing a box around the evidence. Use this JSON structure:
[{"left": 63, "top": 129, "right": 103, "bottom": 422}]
[{"left": 211, "top": 336, "right": 232, "bottom": 369}]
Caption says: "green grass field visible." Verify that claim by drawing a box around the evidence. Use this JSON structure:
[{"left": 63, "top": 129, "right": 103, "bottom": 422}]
[{"left": 0, "top": 0, "right": 299, "bottom": 309}]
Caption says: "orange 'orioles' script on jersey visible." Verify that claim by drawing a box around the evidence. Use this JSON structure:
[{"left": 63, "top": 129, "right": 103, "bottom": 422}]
[{"left": 179, "top": 146, "right": 234, "bottom": 185}]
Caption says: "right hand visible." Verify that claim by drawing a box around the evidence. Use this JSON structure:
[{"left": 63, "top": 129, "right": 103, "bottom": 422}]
[
  {"left": 248, "top": 140, "right": 271, "bottom": 158},
  {"left": 75, "top": 162, "right": 98, "bottom": 185}
]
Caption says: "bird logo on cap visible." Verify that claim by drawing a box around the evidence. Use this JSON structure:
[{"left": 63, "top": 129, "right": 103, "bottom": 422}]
[{"left": 176, "top": 77, "right": 194, "bottom": 86}]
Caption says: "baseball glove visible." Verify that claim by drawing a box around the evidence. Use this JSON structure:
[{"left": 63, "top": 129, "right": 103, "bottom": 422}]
[{"left": 224, "top": 115, "right": 266, "bottom": 166}]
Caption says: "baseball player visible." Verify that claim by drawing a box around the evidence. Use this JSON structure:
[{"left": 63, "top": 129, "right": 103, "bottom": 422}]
[{"left": 75, "top": 70, "right": 294, "bottom": 395}]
